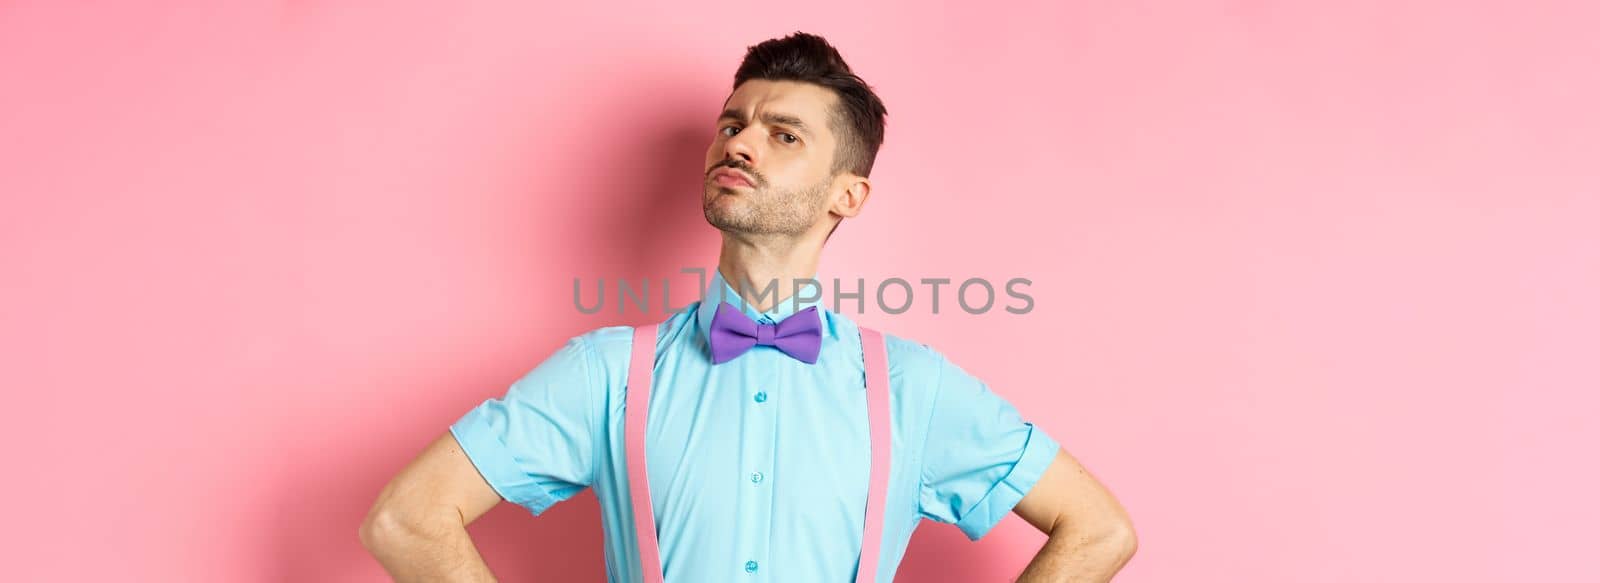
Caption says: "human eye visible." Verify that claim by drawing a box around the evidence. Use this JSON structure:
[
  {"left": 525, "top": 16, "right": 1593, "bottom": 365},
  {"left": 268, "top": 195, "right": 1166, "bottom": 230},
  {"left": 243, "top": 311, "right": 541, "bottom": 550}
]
[
  {"left": 720, "top": 125, "right": 741, "bottom": 137},
  {"left": 777, "top": 132, "right": 799, "bottom": 144}
]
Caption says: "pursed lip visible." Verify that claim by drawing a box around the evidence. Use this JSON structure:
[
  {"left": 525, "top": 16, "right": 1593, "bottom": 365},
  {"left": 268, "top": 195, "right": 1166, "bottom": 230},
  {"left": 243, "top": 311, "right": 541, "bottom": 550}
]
[{"left": 710, "top": 167, "right": 754, "bottom": 188}]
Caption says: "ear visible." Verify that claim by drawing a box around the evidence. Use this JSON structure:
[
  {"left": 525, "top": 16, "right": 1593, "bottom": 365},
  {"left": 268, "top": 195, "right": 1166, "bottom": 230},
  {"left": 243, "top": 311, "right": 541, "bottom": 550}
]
[{"left": 830, "top": 173, "right": 872, "bottom": 219}]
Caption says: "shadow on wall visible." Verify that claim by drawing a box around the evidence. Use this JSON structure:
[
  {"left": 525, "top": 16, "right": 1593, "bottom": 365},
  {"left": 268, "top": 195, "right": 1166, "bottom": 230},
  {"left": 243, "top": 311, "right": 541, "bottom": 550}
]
[{"left": 270, "top": 69, "right": 1029, "bottom": 581}]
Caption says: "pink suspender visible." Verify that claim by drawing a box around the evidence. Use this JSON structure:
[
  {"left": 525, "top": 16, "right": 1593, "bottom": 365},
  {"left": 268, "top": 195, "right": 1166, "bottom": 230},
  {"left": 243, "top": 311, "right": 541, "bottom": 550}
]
[
  {"left": 625, "top": 324, "right": 664, "bottom": 583},
  {"left": 625, "top": 323, "right": 893, "bottom": 583},
  {"left": 857, "top": 326, "right": 892, "bottom": 583}
]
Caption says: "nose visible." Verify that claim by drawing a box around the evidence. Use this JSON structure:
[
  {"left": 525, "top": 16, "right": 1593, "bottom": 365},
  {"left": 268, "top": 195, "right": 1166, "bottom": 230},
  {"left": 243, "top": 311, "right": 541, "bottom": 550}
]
[{"left": 721, "top": 128, "right": 758, "bottom": 168}]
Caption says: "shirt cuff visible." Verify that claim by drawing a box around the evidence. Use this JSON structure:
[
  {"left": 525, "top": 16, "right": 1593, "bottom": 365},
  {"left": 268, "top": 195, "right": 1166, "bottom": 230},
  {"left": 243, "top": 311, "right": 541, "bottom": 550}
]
[
  {"left": 449, "top": 417, "right": 559, "bottom": 516},
  {"left": 953, "top": 424, "right": 1061, "bottom": 541}
]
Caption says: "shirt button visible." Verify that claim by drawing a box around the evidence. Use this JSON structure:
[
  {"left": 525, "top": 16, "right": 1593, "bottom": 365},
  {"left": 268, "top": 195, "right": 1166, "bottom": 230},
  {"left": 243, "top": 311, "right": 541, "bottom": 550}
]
[
  {"left": 754, "top": 391, "right": 768, "bottom": 403},
  {"left": 745, "top": 560, "right": 759, "bottom": 573},
  {"left": 750, "top": 471, "right": 764, "bottom": 484}
]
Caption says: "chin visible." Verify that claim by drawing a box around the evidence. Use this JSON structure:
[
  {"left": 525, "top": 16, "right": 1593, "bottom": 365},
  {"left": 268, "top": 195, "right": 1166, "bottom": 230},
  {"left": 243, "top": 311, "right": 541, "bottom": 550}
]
[
  {"left": 704, "top": 186, "right": 744, "bottom": 206},
  {"left": 703, "top": 194, "right": 752, "bottom": 220}
]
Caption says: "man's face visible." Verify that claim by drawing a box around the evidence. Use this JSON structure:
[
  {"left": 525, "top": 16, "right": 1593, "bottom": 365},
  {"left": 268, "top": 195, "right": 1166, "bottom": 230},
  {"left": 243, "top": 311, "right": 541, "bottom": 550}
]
[{"left": 703, "top": 79, "right": 842, "bottom": 236}]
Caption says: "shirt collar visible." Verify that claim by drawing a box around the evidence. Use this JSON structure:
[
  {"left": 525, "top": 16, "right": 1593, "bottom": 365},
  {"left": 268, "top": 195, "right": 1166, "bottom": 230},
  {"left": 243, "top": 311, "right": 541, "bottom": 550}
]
[{"left": 694, "top": 267, "right": 831, "bottom": 343}]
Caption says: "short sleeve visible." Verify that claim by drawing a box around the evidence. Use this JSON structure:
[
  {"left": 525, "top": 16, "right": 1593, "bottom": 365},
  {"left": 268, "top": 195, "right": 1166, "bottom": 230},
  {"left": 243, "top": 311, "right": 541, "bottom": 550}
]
[
  {"left": 918, "top": 352, "right": 1061, "bottom": 541},
  {"left": 449, "top": 335, "right": 599, "bottom": 516}
]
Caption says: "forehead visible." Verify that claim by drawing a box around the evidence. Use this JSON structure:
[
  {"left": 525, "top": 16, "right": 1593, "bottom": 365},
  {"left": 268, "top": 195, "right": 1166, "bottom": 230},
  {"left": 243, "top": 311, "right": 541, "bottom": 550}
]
[{"left": 722, "top": 79, "right": 838, "bottom": 137}]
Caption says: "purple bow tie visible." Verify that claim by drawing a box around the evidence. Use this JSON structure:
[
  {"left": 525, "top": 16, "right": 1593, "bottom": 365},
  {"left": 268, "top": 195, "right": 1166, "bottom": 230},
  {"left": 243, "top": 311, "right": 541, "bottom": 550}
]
[{"left": 707, "top": 302, "right": 823, "bottom": 364}]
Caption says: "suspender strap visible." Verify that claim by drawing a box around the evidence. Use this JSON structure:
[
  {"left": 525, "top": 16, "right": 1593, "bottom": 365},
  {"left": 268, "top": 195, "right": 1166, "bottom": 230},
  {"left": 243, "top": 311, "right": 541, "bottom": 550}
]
[
  {"left": 625, "top": 323, "right": 892, "bottom": 583},
  {"left": 856, "top": 325, "right": 892, "bottom": 583},
  {"left": 626, "top": 324, "right": 664, "bottom": 583}
]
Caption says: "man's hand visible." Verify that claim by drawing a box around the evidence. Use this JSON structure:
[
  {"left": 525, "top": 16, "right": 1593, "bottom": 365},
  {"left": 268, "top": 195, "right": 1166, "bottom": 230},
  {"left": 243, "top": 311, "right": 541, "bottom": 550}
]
[
  {"left": 359, "top": 432, "right": 505, "bottom": 582},
  {"left": 1011, "top": 448, "right": 1138, "bottom": 582}
]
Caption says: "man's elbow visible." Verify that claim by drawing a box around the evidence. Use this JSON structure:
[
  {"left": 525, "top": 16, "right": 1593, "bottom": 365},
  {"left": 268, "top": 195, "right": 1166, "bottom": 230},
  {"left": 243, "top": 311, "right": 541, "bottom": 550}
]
[
  {"left": 360, "top": 501, "right": 448, "bottom": 555},
  {"left": 1058, "top": 512, "right": 1138, "bottom": 562},
  {"left": 1107, "top": 520, "right": 1138, "bottom": 561},
  {"left": 359, "top": 504, "right": 408, "bottom": 554}
]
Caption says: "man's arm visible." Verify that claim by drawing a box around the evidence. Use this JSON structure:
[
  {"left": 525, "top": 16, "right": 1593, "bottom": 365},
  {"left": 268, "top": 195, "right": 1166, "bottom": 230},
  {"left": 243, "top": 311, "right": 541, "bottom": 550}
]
[
  {"left": 1010, "top": 448, "right": 1138, "bottom": 582},
  {"left": 359, "top": 431, "right": 505, "bottom": 582}
]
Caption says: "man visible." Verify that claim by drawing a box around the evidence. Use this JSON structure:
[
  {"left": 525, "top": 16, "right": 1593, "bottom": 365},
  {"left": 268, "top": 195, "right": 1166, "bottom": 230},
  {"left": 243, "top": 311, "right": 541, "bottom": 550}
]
[{"left": 360, "top": 32, "right": 1136, "bottom": 582}]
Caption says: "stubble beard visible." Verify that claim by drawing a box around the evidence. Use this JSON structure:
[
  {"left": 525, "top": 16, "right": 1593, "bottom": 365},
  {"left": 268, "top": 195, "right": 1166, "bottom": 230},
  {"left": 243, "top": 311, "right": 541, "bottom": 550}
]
[{"left": 703, "top": 176, "right": 831, "bottom": 237}]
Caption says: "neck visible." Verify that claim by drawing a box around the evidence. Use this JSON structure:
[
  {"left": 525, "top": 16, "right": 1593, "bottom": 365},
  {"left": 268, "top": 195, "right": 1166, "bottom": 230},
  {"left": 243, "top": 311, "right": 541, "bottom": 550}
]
[{"left": 716, "top": 232, "right": 823, "bottom": 313}]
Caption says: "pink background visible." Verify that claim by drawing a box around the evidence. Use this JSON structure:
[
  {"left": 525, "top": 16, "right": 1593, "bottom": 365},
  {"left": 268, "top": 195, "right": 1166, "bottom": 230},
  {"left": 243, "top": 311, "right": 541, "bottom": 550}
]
[{"left": 3, "top": 1, "right": 1597, "bottom": 581}]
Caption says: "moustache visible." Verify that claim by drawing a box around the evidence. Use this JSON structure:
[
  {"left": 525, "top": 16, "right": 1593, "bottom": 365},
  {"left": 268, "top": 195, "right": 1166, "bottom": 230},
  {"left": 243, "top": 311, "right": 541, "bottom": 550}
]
[{"left": 707, "top": 162, "right": 762, "bottom": 186}]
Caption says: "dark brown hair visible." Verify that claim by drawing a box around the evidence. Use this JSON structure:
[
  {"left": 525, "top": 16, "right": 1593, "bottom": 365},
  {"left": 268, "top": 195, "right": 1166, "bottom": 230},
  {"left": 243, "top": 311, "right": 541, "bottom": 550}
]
[{"left": 732, "top": 32, "right": 888, "bottom": 179}]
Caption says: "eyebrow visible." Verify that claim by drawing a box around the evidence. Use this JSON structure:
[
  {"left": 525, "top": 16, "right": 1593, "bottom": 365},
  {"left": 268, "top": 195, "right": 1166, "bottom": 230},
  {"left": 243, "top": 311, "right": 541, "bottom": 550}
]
[{"left": 718, "top": 108, "right": 812, "bottom": 137}]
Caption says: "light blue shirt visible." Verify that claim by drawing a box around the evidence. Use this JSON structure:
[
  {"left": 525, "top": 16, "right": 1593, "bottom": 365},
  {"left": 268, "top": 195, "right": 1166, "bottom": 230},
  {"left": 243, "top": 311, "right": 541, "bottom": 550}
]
[{"left": 451, "top": 268, "right": 1061, "bottom": 582}]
